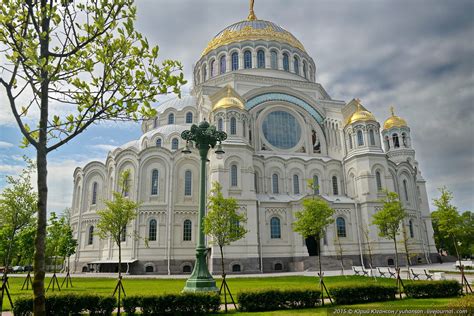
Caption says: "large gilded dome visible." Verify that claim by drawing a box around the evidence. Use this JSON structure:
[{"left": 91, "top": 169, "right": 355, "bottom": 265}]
[
  {"left": 202, "top": 19, "right": 306, "bottom": 56},
  {"left": 383, "top": 107, "right": 408, "bottom": 130},
  {"left": 346, "top": 100, "right": 377, "bottom": 126}
]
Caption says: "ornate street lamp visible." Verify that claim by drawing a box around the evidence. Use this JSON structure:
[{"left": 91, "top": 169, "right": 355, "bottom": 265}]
[{"left": 181, "top": 120, "right": 227, "bottom": 292}]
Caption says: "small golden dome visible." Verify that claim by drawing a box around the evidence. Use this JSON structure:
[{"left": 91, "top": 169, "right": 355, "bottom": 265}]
[
  {"left": 346, "top": 99, "right": 376, "bottom": 126},
  {"left": 213, "top": 86, "right": 245, "bottom": 111},
  {"left": 383, "top": 106, "right": 407, "bottom": 130}
]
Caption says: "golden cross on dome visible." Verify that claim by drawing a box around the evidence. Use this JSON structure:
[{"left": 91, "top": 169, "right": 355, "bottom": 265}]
[
  {"left": 248, "top": 0, "right": 257, "bottom": 21},
  {"left": 390, "top": 106, "right": 395, "bottom": 116}
]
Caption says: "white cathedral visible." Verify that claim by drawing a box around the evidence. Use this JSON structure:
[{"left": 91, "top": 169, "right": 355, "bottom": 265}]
[{"left": 70, "top": 4, "right": 438, "bottom": 275}]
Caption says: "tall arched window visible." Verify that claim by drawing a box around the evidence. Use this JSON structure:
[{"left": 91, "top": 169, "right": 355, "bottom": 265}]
[
  {"left": 218, "top": 118, "right": 223, "bottom": 131},
  {"left": 409, "top": 220, "right": 414, "bottom": 238},
  {"left": 168, "top": 113, "right": 175, "bottom": 124},
  {"left": 375, "top": 171, "right": 382, "bottom": 191},
  {"left": 385, "top": 136, "right": 390, "bottom": 150},
  {"left": 403, "top": 179, "right": 409, "bottom": 201},
  {"left": 156, "top": 138, "right": 162, "bottom": 148},
  {"left": 185, "top": 112, "right": 193, "bottom": 124},
  {"left": 257, "top": 49, "right": 265, "bottom": 68},
  {"left": 401, "top": 132, "right": 407, "bottom": 147},
  {"left": 210, "top": 59, "right": 215, "bottom": 78},
  {"left": 254, "top": 172, "right": 259, "bottom": 193},
  {"left": 348, "top": 134, "right": 353, "bottom": 149},
  {"left": 312, "top": 175, "right": 320, "bottom": 195},
  {"left": 283, "top": 53, "right": 289, "bottom": 71},
  {"left": 184, "top": 170, "right": 192, "bottom": 196},
  {"left": 244, "top": 50, "right": 252, "bottom": 69},
  {"left": 303, "top": 61, "right": 308, "bottom": 78},
  {"left": 357, "top": 130, "right": 364, "bottom": 146},
  {"left": 153, "top": 117, "right": 158, "bottom": 128},
  {"left": 243, "top": 121, "right": 246, "bottom": 137},
  {"left": 293, "top": 174, "right": 300, "bottom": 194},
  {"left": 369, "top": 129, "right": 376, "bottom": 145},
  {"left": 151, "top": 169, "right": 159, "bottom": 195},
  {"left": 393, "top": 133, "right": 400, "bottom": 148},
  {"left": 272, "top": 173, "right": 279, "bottom": 194},
  {"left": 202, "top": 64, "right": 207, "bottom": 81},
  {"left": 171, "top": 138, "right": 179, "bottom": 150},
  {"left": 121, "top": 226, "right": 126, "bottom": 242},
  {"left": 149, "top": 219, "right": 157, "bottom": 241},
  {"left": 293, "top": 56, "right": 299, "bottom": 75},
  {"left": 220, "top": 55, "right": 226, "bottom": 74},
  {"left": 230, "top": 117, "right": 237, "bottom": 135},
  {"left": 336, "top": 217, "right": 346, "bottom": 237},
  {"left": 231, "top": 52, "right": 239, "bottom": 71},
  {"left": 332, "top": 176, "right": 339, "bottom": 195},
  {"left": 270, "top": 217, "right": 281, "bottom": 239},
  {"left": 183, "top": 219, "right": 192, "bottom": 241},
  {"left": 271, "top": 50, "right": 278, "bottom": 69},
  {"left": 91, "top": 182, "right": 98, "bottom": 205},
  {"left": 123, "top": 175, "right": 130, "bottom": 197},
  {"left": 196, "top": 70, "right": 200, "bottom": 84},
  {"left": 88, "top": 226, "right": 94, "bottom": 245},
  {"left": 231, "top": 164, "right": 238, "bottom": 187}
]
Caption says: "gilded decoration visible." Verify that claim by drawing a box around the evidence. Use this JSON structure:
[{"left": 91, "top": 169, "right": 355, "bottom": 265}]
[
  {"left": 345, "top": 99, "right": 376, "bottom": 126},
  {"left": 383, "top": 106, "right": 407, "bottom": 130},
  {"left": 202, "top": 24, "right": 306, "bottom": 56}
]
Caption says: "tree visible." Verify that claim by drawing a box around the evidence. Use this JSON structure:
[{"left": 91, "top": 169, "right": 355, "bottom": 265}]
[
  {"left": 0, "top": 2, "right": 185, "bottom": 313},
  {"left": 334, "top": 234, "right": 345, "bottom": 276},
  {"left": 372, "top": 191, "right": 407, "bottom": 269},
  {"left": 58, "top": 221, "right": 77, "bottom": 272},
  {"left": 45, "top": 212, "right": 64, "bottom": 291}
]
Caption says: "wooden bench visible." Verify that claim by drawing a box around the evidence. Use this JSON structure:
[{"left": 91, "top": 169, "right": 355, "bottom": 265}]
[
  {"left": 377, "top": 267, "right": 396, "bottom": 278},
  {"left": 352, "top": 266, "right": 369, "bottom": 276},
  {"left": 410, "top": 268, "right": 433, "bottom": 280}
]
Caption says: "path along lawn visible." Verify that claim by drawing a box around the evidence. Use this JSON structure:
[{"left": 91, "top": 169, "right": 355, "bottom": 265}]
[{"left": 2, "top": 275, "right": 472, "bottom": 313}]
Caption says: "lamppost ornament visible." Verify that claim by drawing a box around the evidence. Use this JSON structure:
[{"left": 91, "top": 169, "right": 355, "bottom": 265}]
[{"left": 181, "top": 120, "right": 227, "bottom": 292}]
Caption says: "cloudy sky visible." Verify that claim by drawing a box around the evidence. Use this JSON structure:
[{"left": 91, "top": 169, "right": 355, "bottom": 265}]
[{"left": 0, "top": 0, "right": 473, "bottom": 213}]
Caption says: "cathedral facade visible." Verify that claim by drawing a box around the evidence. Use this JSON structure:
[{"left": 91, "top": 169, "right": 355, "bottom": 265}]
[{"left": 70, "top": 6, "right": 438, "bottom": 274}]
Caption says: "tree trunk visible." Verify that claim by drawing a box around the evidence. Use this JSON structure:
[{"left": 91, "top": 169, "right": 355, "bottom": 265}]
[
  {"left": 118, "top": 239, "right": 122, "bottom": 278},
  {"left": 219, "top": 245, "right": 225, "bottom": 276},
  {"left": 393, "top": 236, "right": 399, "bottom": 269},
  {"left": 451, "top": 234, "right": 461, "bottom": 262}
]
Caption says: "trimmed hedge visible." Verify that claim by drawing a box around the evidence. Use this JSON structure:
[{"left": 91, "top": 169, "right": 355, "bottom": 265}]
[
  {"left": 13, "top": 294, "right": 115, "bottom": 316},
  {"left": 330, "top": 284, "right": 397, "bottom": 305},
  {"left": 123, "top": 292, "right": 220, "bottom": 315},
  {"left": 237, "top": 289, "right": 321, "bottom": 312},
  {"left": 404, "top": 280, "right": 462, "bottom": 298}
]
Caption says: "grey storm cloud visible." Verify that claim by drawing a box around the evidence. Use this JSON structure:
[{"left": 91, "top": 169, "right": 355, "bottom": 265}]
[{"left": 133, "top": 0, "right": 474, "bottom": 211}]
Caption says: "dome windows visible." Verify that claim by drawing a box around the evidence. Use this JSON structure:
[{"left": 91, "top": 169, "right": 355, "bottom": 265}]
[
  {"left": 202, "top": 64, "right": 207, "bottom": 81},
  {"left": 257, "top": 49, "right": 265, "bottom": 68},
  {"left": 303, "top": 61, "right": 308, "bottom": 79},
  {"left": 244, "top": 50, "right": 252, "bottom": 69},
  {"left": 283, "top": 53, "right": 290, "bottom": 71},
  {"left": 293, "top": 56, "right": 299, "bottom": 75},
  {"left": 210, "top": 59, "right": 215, "bottom": 77},
  {"left": 271, "top": 51, "right": 278, "bottom": 69},
  {"left": 357, "top": 130, "right": 364, "bottom": 146},
  {"left": 231, "top": 52, "right": 239, "bottom": 71},
  {"left": 220, "top": 55, "right": 226, "bottom": 74}
]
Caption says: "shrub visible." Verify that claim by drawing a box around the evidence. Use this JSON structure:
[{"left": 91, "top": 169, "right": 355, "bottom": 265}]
[
  {"left": 237, "top": 289, "right": 321, "bottom": 312},
  {"left": 123, "top": 295, "right": 141, "bottom": 315},
  {"left": 12, "top": 296, "right": 33, "bottom": 316},
  {"left": 136, "top": 293, "right": 220, "bottom": 315},
  {"left": 404, "top": 280, "right": 462, "bottom": 298},
  {"left": 330, "top": 284, "right": 397, "bottom": 305}
]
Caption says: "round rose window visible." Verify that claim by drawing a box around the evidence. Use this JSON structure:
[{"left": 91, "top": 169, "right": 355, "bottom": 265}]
[{"left": 262, "top": 111, "right": 301, "bottom": 149}]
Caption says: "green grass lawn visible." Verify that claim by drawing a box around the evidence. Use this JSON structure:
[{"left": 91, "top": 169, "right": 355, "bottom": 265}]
[{"left": 2, "top": 275, "right": 471, "bottom": 314}]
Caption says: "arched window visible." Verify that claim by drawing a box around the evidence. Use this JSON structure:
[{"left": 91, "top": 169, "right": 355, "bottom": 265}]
[
  {"left": 303, "top": 61, "right": 308, "bottom": 79},
  {"left": 257, "top": 49, "right": 265, "bottom": 68},
  {"left": 210, "top": 59, "right": 215, "bottom": 77},
  {"left": 283, "top": 53, "right": 289, "bottom": 71},
  {"left": 309, "top": 65, "right": 313, "bottom": 80},
  {"left": 145, "top": 265, "right": 154, "bottom": 273},
  {"left": 274, "top": 263, "right": 283, "bottom": 271},
  {"left": 123, "top": 175, "right": 130, "bottom": 197},
  {"left": 231, "top": 164, "right": 238, "bottom": 187},
  {"left": 293, "top": 56, "right": 299, "bottom": 75},
  {"left": 151, "top": 169, "right": 159, "bottom": 195},
  {"left": 156, "top": 138, "right": 162, "bottom": 148},
  {"left": 270, "top": 217, "right": 281, "bottom": 239},
  {"left": 348, "top": 134, "right": 353, "bottom": 149},
  {"left": 387, "top": 258, "right": 394, "bottom": 266},
  {"left": 403, "top": 179, "right": 409, "bottom": 201},
  {"left": 393, "top": 133, "right": 400, "bottom": 148},
  {"left": 375, "top": 171, "right": 382, "bottom": 191},
  {"left": 88, "top": 226, "right": 94, "bottom": 245},
  {"left": 332, "top": 176, "right": 339, "bottom": 195},
  {"left": 185, "top": 112, "right": 193, "bottom": 124},
  {"left": 171, "top": 138, "right": 179, "bottom": 150},
  {"left": 312, "top": 175, "right": 320, "bottom": 195},
  {"left": 121, "top": 226, "right": 126, "bottom": 242},
  {"left": 153, "top": 117, "right": 158, "bottom": 128},
  {"left": 232, "top": 264, "right": 241, "bottom": 272},
  {"left": 149, "top": 219, "right": 157, "bottom": 241},
  {"left": 409, "top": 220, "right": 414, "bottom": 238},
  {"left": 196, "top": 70, "right": 200, "bottom": 84},
  {"left": 231, "top": 52, "right": 239, "bottom": 71},
  {"left": 271, "top": 50, "right": 278, "bottom": 69},
  {"left": 254, "top": 172, "right": 259, "bottom": 193},
  {"left": 230, "top": 117, "right": 237, "bottom": 135},
  {"left": 218, "top": 118, "right": 223, "bottom": 131},
  {"left": 183, "top": 265, "right": 192, "bottom": 273},
  {"left": 183, "top": 219, "right": 192, "bottom": 241},
  {"left": 402, "top": 132, "right": 407, "bottom": 147},
  {"left": 369, "top": 129, "right": 376, "bottom": 145},
  {"left": 243, "top": 121, "right": 246, "bottom": 137},
  {"left": 357, "top": 130, "right": 364, "bottom": 146},
  {"left": 336, "top": 217, "right": 346, "bottom": 237},
  {"left": 272, "top": 173, "right": 279, "bottom": 194},
  {"left": 219, "top": 55, "right": 226, "bottom": 74},
  {"left": 385, "top": 136, "right": 390, "bottom": 150},
  {"left": 168, "top": 113, "right": 175, "bottom": 124},
  {"left": 91, "top": 182, "right": 98, "bottom": 205},
  {"left": 293, "top": 174, "right": 300, "bottom": 194},
  {"left": 244, "top": 50, "right": 252, "bottom": 69},
  {"left": 202, "top": 64, "right": 207, "bottom": 81},
  {"left": 184, "top": 170, "right": 192, "bottom": 196}
]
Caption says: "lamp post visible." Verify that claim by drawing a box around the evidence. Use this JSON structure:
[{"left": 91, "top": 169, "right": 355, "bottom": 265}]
[{"left": 181, "top": 120, "right": 226, "bottom": 292}]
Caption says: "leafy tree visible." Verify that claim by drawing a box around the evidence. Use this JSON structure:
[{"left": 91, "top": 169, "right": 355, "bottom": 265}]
[
  {"left": 0, "top": 1, "right": 185, "bottom": 313},
  {"left": 46, "top": 213, "right": 64, "bottom": 273},
  {"left": 0, "top": 161, "right": 37, "bottom": 273},
  {"left": 96, "top": 170, "right": 139, "bottom": 279},
  {"left": 58, "top": 217, "right": 77, "bottom": 273},
  {"left": 15, "top": 225, "right": 37, "bottom": 267},
  {"left": 334, "top": 234, "right": 345, "bottom": 276},
  {"left": 203, "top": 182, "right": 247, "bottom": 276},
  {"left": 372, "top": 191, "right": 407, "bottom": 268},
  {"left": 362, "top": 227, "right": 375, "bottom": 269}
]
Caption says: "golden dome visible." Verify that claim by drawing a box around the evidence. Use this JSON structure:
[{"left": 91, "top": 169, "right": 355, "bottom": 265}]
[
  {"left": 346, "top": 100, "right": 376, "bottom": 126},
  {"left": 383, "top": 106, "right": 407, "bottom": 130},
  {"left": 213, "top": 86, "right": 245, "bottom": 111}
]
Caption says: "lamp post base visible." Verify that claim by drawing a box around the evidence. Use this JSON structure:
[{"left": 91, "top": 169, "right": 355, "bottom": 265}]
[{"left": 183, "top": 247, "right": 218, "bottom": 292}]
